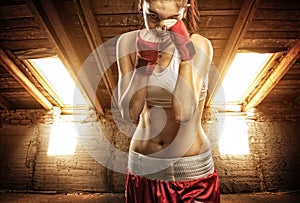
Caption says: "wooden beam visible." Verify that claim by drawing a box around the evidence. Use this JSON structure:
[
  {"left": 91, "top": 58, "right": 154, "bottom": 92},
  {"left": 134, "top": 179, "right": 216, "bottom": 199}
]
[
  {"left": 74, "top": 0, "right": 117, "bottom": 105},
  {"left": 206, "top": 0, "right": 261, "bottom": 105},
  {"left": 0, "top": 48, "right": 52, "bottom": 110},
  {"left": 26, "top": 0, "right": 104, "bottom": 115},
  {"left": 244, "top": 40, "right": 300, "bottom": 111}
]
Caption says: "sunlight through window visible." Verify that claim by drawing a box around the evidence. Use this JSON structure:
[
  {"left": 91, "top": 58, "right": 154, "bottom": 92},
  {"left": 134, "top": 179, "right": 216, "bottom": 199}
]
[
  {"left": 29, "top": 57, "right": 87, "bottom": 106},
  {"left": 47, "top": 122, "right": 78, "bottom": 156},
  {"left": 214, "top": 52, "right": 272, "bottom": 108},
  {"left": 218, "top": 116, "right": 249, "bottom": 156}
]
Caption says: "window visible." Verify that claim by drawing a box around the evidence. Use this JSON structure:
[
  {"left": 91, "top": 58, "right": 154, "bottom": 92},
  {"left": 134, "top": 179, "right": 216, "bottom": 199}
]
[
  {"left": 27, "top": 56, "right": 88, "bottom": 110},
  {"left": 26, "top": 57, "right": 87, "bottom": 156},
  {"left": 213, "top": 52, "right": 272, "bottom": 111}
]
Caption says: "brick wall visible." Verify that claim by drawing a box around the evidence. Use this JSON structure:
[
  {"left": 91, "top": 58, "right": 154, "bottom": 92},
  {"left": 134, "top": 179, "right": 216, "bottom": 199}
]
[{"left": 0, "top": 104, "right": 299, "bottom": 193}]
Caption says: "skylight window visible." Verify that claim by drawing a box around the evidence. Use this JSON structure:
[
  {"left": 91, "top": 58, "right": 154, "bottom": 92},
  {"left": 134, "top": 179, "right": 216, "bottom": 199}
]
[
  {"left": 213, "top": 52, "right": 272, "bottom": 111},
  {"left": 29, "top": 57, "right": 87, "bottom": 107}
]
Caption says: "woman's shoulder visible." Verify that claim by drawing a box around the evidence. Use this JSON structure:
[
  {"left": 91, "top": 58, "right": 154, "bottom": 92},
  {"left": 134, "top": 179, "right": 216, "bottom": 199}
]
[
  {"left": 118, "top": 30, "right": 139, "bottom": 45},
  {"left": 117, "top": 30, "right": 139, "bottom": 59},
  {"left": 190, "top": 34, "right": 213, "bottom": 57},
  {"left": 190, "top": 34, "right": 212, "bottom": 48}
]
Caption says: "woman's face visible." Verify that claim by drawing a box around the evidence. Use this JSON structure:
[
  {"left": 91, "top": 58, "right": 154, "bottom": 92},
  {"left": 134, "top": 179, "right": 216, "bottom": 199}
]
[{"left": 142, "top": 0, "right": 185, "bottom": 31}]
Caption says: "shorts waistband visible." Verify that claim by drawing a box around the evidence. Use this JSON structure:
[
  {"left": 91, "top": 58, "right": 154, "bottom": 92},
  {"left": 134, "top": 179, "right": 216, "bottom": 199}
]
[{"left": 128, "top": 149, "right": 214, "bottom": 181}]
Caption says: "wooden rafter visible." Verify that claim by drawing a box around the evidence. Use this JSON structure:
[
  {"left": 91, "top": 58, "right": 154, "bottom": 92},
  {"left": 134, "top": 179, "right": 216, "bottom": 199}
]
[
  {"left": 244, "top": 40, "right": 300, "bottom": 111},
  {"left": 26, "top": 0, "right": 104, "bottom": 115},
  {"left": 73, "top": 0, "right": 117, "bottom": 105},
  {"left": 206, "top": 0, "right": 261, "bottom": 105},
  {"left": 0, "top": 48, "right": 52, "bottom": 110}
]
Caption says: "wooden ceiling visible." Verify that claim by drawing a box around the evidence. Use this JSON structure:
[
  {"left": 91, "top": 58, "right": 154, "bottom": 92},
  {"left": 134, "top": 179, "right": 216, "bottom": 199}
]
[{"left": 0, "top": 0, "right": 299, "bottom": 114}]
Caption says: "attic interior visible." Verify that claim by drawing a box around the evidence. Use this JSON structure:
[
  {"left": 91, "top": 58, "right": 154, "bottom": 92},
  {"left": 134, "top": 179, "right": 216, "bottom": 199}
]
[{"left": 0, "top": 0, "right": 300, "bottom": 202}]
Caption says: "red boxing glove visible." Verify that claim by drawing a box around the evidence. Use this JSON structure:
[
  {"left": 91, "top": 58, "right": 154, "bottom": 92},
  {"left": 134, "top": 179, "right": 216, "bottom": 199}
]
[
  {"left": 136, "top": 33, "right": 159, "bottom": 75},
  {"left": 169, "top": 20, "right": 196, "bottom": 61}
]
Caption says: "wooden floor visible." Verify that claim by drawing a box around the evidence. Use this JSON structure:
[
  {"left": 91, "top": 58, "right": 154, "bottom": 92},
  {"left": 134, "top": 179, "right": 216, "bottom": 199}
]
[{"left": 0, "top": 191, "right": 299, "bottom": 203}]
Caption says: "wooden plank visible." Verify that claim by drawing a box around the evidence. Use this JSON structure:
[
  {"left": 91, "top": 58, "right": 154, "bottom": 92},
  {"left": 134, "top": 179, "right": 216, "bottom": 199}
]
[
  {"left": 287, "top": 65, "right": 300, "bottom": 74},
  {"left": 281, "top": 74, "right": 300, "bottom": 80},
  {"left": 0, "top": 0, "right": 25, "bottom": 6},
  {"left": 14, "top": 48, "right": 56, "bottom": 59},
  {"left": 254, "top": 9, "right": 300, "bottom": 20},
  {"left": 99, "top": 26, "right": 142, "bottom": 38},
  {"left": 249, "top": 20, "right": 300, "bottom": 32},
  {"left": 0, "top": 48, "right": 52, "bottom": 110},
  {"left": 210, "top": 40, "right": 227, "bottom": 49},
  {"left": 0, "top": 4, "right": 33, "bottom": 19},
  {"left": 258, "top": 1, "right": 300, "bottom": 10},
  {"left": 199, "top": 10, "right": 240, "bottom": 16},
  {"left": 245, "top": 31, "right": 300, "bottom": 39},
  {"left": 244, "top": 40, "right": 300, "bottom": 111},
  {"left": 261, "top": 97, "right": 293, "bottom": 104},
  {"left": 0, "top": 72, "right": 11, "bottom": 78},
  {"left": 199, "top": 15, "right": 237, "bottom": 28},
  {"left": 91, "top": 0, "right": 138, "bottom": 14},
  {"left": 96, "top": 14, "right": 142, "bottom": 26},
  {"left": 0, "top": 39, "right": 52, "bottom": 50},
  {"left": 0, "top": 78, "right": 23, "bottom": 88},
  {"left": 0, "top": 87, "right": 26, "bottom": 92},
  {"left": 0, "top": 18, "right": 39, "bottom": 30},
  {"left": 240, "top": 39, "right": 299, "bottom": 49},
  {"left": 1, "top": 91, "right": 43, "bottom": 102},
  {"left": 0, "top": 29, "right": 47, "bottom": 40},
  {"left": 268, "top": 89, "right": 300, "bottom": 95},
  {"left": 211, "top": 49, "right": 224, "bottom": 58},
  {"left": 276, "top": 79, "right": 300, "bottom": 86},
  {"left": 207, "top": 0, "right": 261, "bottom": 105},
  {"left": 199, "top": 0, "right": 243, "bottom": 10},
  {"left": 295, "top": 93, "right": 300, "bottom": 105},
  {"left": 0, "top": 93, "right": 11, "bottom": 110}
]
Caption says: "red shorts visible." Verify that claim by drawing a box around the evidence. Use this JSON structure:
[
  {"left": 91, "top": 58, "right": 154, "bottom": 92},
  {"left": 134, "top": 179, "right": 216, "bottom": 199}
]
[{"left": 125, "top": 169, "right": 220, "bottom": 203}]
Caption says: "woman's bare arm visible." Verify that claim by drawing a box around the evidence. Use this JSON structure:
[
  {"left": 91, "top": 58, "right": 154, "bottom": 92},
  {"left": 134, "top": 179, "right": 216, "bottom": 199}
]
[
  {"left": 117, "top": 31, "right": 149, "bottom": 124},
  {"left": 172, "top": 35, "right": 213, "bottom": 122}
]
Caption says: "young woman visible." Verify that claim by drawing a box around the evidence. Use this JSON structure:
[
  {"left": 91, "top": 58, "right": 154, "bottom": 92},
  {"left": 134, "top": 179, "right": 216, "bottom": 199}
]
[{"left": 116, "top": 0, "right": 220, "bottom": 202}]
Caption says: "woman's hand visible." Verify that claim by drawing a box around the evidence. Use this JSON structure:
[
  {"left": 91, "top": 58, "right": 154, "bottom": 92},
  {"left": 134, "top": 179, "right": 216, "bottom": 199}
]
[
  {"left": 169, "top": 20, "right": 196, "bottom": 61},
  {"left": 136, "top": 29, "right": 160, "bottom": 75}
]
